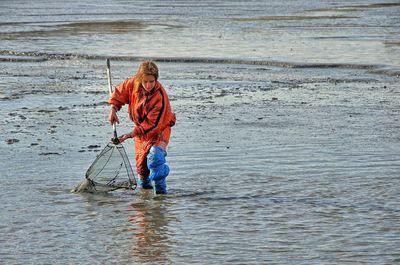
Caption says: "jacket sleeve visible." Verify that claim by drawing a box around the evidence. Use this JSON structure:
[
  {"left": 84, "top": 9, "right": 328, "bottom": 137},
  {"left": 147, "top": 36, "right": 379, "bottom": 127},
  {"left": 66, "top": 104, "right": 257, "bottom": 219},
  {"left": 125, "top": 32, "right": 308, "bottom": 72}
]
[
  {"left": 133, "top": 93, "right": 164, "bottom": 138},
  {"left": 108, "top": 78, "right": 133, "bottom": 110}
]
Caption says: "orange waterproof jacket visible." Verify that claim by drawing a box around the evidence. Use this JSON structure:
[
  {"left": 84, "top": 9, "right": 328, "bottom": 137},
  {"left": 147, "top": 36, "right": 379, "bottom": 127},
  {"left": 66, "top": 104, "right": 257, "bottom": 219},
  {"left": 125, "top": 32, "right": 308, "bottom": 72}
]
[{"left": 108, "top": 77, "right": 176, "bottom": 146}]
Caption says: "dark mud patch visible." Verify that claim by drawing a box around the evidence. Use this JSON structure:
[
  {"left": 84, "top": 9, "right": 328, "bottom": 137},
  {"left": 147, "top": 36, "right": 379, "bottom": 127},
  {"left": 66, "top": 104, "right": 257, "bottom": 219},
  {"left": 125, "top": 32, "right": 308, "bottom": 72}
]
[
  {"left": 39, "top": 152, "right": 62, "bottom": 156},
  {"left": 38, "top": 109, "right": 58, "bottom": 113},
  {"left": 0, "top": 55, "right": 47, "bottom": 62},
  {"left": 2, "top": 20, "right": 145, "bottom": 38},
  {"left": 339, "top": 2, "right": 400, "bottom": 10},
  {"left": 384, "top": 41, "right": 400, "bottom": 47},
  {"left": 308, "top": 2, "right": 400, "bottom": 12},
  {"left": 1, "top": 20, "right": 182, "bottom": 39},
  {"left": 234, "top": 15, "right": 356, "bottom": 22},
  {"left": 87, "top": 144, "right": 101, "bottom": 149},
  {"left": 78, "top": 144, "right": 102, "bottom": 153},
  {"left": 72, "top": 101, "right": 108, "bottom": 109},
  {"left": 5, "top": 138, "right": 20, "bottom": 144}
]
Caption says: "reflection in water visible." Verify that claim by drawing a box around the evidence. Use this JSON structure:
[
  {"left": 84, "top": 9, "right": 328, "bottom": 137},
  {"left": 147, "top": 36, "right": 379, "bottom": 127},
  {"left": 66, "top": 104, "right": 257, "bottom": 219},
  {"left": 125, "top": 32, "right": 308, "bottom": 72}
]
[{"left": 128, "top": 191, "right": 173, "bottom": 263}]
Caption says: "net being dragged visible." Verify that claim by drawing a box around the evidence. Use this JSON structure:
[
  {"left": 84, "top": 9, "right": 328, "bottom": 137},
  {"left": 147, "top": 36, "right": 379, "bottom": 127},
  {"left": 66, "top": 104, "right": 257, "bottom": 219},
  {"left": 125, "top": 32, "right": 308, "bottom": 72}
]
[{"left": 73, "top": 142, "right": 137, "bottom": 193}]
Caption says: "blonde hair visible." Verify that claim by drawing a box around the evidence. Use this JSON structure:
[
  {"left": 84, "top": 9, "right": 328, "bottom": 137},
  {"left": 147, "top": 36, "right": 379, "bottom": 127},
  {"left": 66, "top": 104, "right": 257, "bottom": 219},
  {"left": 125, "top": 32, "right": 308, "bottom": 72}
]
[{"left": 133, "top": 61, "right": 159, "bottom": 98}]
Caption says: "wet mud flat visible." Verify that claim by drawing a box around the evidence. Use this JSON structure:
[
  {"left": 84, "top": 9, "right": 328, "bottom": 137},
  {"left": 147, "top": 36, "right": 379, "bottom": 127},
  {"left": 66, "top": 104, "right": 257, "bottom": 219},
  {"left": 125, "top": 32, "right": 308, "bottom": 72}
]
[{"left": 0, "top": 58, "right": 399, "bottom": 264}]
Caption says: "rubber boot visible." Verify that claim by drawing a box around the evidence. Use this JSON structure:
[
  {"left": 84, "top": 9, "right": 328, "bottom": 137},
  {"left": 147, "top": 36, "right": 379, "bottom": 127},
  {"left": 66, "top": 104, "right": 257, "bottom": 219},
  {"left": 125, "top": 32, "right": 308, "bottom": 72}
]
[
  {"left": 138, "top": 175, "right": 153, "bottom": 189},
  {"left": 154, "top": 178, "right": 167, "bottom": 194}
]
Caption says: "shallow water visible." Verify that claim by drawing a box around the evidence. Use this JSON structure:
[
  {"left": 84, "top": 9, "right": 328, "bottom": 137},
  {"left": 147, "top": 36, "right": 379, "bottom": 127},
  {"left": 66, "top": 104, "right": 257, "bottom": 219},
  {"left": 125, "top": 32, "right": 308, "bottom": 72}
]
[
  {"left": 1, "top": 0, "right": 400, "bottom": 73},
  {"left": 1, "top": 1, "right": 400, "bottom": 264},
  {"left": 1, "top": 59, "right": 399, "bottom": 264}
]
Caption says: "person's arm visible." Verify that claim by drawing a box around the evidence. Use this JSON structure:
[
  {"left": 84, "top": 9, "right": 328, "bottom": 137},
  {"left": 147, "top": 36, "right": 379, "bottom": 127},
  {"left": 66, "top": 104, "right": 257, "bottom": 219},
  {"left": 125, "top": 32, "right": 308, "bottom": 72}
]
[
  {"left": 107, "top": 78, "right": 133, "bottom": 125},
  {"left": 116, "top": 130, "right": 135, "bottom": 143},
  {"left": 108, "top": 104, "right": 120, "bottom": 125}
]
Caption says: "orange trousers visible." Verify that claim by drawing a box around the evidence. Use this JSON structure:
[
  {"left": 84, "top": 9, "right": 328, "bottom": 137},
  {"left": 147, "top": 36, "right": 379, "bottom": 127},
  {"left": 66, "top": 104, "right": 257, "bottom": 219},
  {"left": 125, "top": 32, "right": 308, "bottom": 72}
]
[{"left": 134, "top": 127, "right": 171, "bottom": 179}]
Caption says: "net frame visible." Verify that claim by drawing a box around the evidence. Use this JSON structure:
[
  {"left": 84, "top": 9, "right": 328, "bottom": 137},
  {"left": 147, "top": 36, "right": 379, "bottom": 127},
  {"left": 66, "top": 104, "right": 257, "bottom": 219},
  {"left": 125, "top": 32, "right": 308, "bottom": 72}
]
[
  {"left": 85, "top": 142, "right": 137, "bottom": 191},
  {"left": 77, "top": 58, "right": 137, "bottom": 193}
]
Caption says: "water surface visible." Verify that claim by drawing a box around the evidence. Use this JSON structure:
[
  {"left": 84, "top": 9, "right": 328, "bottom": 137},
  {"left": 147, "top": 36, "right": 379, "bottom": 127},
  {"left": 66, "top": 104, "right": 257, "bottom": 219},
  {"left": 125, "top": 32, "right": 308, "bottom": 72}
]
[{"left": 0, "top": 1, "right": 399, "bottom": 264}]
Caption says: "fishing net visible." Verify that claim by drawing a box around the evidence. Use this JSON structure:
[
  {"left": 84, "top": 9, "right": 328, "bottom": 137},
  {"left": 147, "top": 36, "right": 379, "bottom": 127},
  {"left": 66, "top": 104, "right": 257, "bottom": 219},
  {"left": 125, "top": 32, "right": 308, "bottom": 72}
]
[
  {"left": 73, "top": 142, "right": 137, "bottom": 193},
  {"left": 72, "top": 58, "right": 136, "bottom": 193}
]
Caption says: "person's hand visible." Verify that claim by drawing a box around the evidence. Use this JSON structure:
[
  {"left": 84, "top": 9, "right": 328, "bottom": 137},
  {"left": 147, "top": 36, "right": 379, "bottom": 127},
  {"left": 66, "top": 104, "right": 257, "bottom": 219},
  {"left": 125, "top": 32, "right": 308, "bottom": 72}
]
[
  {"left": 117, "top": 131, "right": 135, "bottom": 143},
  {"left": 108, "top": 105, "right": 120, "bottom": 125}
]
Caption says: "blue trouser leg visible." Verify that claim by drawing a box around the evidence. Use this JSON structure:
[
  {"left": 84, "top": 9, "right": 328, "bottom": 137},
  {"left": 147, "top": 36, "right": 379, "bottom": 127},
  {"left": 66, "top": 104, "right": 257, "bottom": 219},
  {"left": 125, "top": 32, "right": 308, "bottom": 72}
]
[{"left": 147, "top": 146, "right": 170, "bottom": 194}]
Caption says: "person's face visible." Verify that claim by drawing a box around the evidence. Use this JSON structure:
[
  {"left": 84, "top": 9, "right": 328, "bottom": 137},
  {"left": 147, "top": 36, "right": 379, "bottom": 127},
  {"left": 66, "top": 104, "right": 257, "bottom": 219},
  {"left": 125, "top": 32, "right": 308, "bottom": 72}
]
[{"left": 142, "top": 75, "right": 156, "bottom": 93}]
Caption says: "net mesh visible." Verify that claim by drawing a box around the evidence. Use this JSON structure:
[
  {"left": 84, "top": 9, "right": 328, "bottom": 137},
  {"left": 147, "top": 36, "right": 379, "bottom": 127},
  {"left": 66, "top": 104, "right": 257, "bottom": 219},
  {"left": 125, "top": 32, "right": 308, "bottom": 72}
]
[{"left": 85, "top": 142, "right": 137, "bottom": 191}]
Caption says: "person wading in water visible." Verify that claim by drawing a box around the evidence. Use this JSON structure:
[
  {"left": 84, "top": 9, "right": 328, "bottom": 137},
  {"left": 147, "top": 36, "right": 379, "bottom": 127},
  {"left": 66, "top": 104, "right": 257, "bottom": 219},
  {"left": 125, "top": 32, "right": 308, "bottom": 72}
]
[{"left": 108, "top": 61, "right": 176, "bottom": 194}]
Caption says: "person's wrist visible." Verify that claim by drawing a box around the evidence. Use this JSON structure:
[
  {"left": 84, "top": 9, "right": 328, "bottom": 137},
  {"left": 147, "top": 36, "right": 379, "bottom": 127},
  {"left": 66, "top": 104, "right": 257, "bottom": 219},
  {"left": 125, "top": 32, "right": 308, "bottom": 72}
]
[{"left": 110, "top": 105, "right": 118, "bottom": 112}]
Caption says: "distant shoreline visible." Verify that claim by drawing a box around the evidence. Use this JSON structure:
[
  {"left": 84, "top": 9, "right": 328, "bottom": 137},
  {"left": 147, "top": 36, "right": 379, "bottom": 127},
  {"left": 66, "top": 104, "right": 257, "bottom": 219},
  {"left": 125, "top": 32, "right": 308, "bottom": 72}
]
[{"left": 1, "top": 50, "right": 399, "bottom": 78}]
